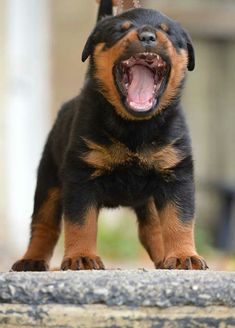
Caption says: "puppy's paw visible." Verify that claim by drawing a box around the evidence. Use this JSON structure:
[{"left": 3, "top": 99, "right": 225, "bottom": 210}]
[
  {"left": 154, "top": 260, "right": 164, "bottom": 269},
  {"left": 11, "top": 259, "right": 49, "bottom": 272},
  {"left": 162, "top": 255, "right": 208, "bottom": 270},
  {"left": 61, "top": 255, "right": 105, "bottom": 271}
]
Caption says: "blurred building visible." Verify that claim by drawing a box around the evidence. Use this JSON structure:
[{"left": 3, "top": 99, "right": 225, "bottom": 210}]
[{"left": 0, "top": 0, "right": 235, "bottom": 271}]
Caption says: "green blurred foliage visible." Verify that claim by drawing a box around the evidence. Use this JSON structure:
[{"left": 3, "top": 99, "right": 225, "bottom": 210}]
[
  {"left": 195, "top": 225, "right": 214, "bottom": 255},
  {"left": 97, "top": 210, "right": 142, "bottom": 261}
]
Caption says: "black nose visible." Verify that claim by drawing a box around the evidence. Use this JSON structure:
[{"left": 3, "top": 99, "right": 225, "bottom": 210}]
[{"left": 139, "top": 31, "right": 156, "bottom": 46}]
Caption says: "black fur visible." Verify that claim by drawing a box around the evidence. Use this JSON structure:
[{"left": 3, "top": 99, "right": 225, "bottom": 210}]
[
  {"left": 82, "top": 8, "right": 195, "bottom": 68},
  {"left": 19, "top": 7, "right": 198, "bottom": 269},
  {"left": 46, "top": 9, "right": 195, "bottom": 225}
]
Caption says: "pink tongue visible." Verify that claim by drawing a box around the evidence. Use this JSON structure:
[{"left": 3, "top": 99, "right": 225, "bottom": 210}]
[{"left": 127, "top": 65, "right": 155, "bottom": 111}]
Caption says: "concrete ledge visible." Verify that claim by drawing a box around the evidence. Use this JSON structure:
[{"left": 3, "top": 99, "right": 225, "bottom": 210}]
[{"left": 0, "top": 270, "right": 235, "bottom": 327}]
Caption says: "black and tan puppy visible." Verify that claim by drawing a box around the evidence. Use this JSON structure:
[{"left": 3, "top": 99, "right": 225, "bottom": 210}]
[{"left": 12, "top": 3, "right": 208, "bottom": 271}]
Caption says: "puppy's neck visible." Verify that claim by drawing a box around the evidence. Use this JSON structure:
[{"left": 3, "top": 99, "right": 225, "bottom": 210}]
[{"left": 80, "top": 80, "right": 182, "bottom": 150}]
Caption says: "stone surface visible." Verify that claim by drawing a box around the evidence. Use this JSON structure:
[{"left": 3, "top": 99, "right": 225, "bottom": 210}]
[
  {"left": 1, "top": 304, "right": 235, "bottom": 328},
  {"left": 0, "top": 270, "right": 235, "bottom": 327},
  {"left": 1, "top": 270, "right": 235, "bottom": 307}
]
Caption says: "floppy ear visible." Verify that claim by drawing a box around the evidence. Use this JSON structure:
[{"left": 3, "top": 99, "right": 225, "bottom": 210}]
[
  {"left": 183, "top": 29, "right": 195, "bottom": 71},
  {"left": 82, "top": 0, "right": 113, "bottom": 62},
  {"left": 82, "top": 33, "right": 94, "bottom": 62}
]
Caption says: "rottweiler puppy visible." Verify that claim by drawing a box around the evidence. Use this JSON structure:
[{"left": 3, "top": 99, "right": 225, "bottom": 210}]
[{"left": 12, "top": 2, "right": 208, "bottom": 271}]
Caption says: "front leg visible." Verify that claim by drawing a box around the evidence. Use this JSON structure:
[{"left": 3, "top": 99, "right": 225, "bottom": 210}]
[
  {"left": 61, "top": 176, "right": 104, "bottom": 270},
  {"left": 156, "top": 180, "right": 208, "bottom": 270}
]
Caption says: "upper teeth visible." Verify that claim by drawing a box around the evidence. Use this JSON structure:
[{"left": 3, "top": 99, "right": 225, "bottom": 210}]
[{"left": 122, "top": 53, "right": 166, "bottom": 69}]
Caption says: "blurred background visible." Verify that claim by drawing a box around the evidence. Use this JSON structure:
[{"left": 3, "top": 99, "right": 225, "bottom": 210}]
[{"left": 0, "top": 0, "right": 235, "bottom": 271}]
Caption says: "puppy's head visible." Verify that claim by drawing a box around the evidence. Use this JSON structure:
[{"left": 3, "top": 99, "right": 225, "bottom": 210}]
[{"left": 82, "top": 8, "right": 195, "bottom": 120}]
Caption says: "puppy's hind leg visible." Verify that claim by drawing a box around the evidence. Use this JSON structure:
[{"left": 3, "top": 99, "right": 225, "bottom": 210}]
[
  {"left": 11, "top": 140, "right": 62, "bottom": 271},
  {"left": 135, "top": 198, "right": 165, "bottom": 269}
]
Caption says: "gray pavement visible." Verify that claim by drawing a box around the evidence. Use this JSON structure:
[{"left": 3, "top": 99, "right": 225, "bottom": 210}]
[{"left": 0, "top": 270, "right": 235, "bottom": 327}]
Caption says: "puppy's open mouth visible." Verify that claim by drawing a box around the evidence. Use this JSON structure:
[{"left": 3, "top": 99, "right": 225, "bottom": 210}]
[{"left": 115, "top": 53, "right": 169, "bottom": 115}]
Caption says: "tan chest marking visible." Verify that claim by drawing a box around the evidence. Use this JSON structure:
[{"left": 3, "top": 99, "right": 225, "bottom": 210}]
[
  {"left": 82, "top": 139, "right": 132, "bottom": 176},
  {"left": 140, "top": 145, "right": 182, "bottom": 171},
  {"left": 82, "top": 138, "right": 183, "bottom": 177}
]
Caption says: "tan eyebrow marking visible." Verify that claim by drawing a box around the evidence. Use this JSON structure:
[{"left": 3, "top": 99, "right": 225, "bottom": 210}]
[{"left": 160, "top": 23, "right": 169, "bottom": 32}]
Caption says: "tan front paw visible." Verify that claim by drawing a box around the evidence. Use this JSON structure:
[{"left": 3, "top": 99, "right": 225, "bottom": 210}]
[
  {"left": 162, "top": 255, "right": 208, "bottom": 270},
  {"left": 61, "top": 254, "right": 105, "bottom": 271}
]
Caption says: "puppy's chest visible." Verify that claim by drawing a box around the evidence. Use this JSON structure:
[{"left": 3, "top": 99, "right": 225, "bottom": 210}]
[{"left": 81, "top": 138, "right": 182, "bottom": 178}]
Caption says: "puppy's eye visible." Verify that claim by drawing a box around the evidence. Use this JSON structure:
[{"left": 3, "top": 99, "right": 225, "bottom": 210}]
[
  {"left": 159, "top": 23, "right": 170, "bottom": 33},
  {"left": 120, "top": 21, "right": 133, "bottom": 32}
]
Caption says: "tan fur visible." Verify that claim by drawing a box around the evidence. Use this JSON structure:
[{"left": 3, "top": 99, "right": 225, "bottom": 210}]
[
  {"left": 82, "top": 138, "right": 183, "bottom": 177},
  {"left": 138, "top": 198, "right": 164, "bottom": 267},
  {"left": 121, "top": 21, "right": 132, "bottom": 30},
  {"left": 139, "top": 144, "right": 182, "bottom": 171},
  {"left": 155, "top": 31, "right": 188, "bottom": 114},
  {"left": 94, "top": 29, "right": 188, "bottom": 120},
  {"left": 160, "top": 203, "right": 197, "bottom": 260},
  {"left": 160, "top": 23, "right": 169, "bottom": 32},
  {"left": 94, "top": 31, "right": 147, "bottom": 120},
  {"left": 82, "top": 138, "right": 133, "bottom": 177},
  {"left": 23, "top": 187, "right": 61, "bottom": 261},
  {"left": 139, "top": 200, "right": 206, "bottom": 269},
  {"left": 63, "top": 207, "right": 98, "bottom": 258}
]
